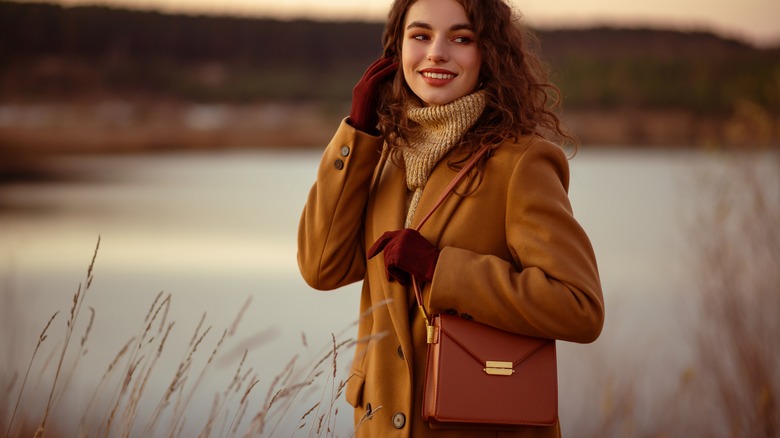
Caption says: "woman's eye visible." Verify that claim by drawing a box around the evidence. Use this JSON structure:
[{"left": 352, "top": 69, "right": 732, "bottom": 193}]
[
  {"left": 412, "top": 34, "right": 429, "bottom": 41},
  {"left": 453, "top": 36, "right": 473, "bottom": 44}
]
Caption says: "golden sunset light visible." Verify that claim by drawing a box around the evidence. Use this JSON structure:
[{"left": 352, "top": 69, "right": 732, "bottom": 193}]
[{"left": 2, "top": 0, "right": 778, "bottom": 436}]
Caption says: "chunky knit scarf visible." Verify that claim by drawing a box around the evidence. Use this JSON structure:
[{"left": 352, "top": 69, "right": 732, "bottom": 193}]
[{"left": 403, "top": 90, "right": 487, "bottom": 227}]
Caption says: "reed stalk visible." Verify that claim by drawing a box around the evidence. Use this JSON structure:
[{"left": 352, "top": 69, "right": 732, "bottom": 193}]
[
  {"left": 37, "top": 235, "right": 100, "bottom": 437},
  {"left": 5, "top": 311, "right": 58, "bottom": 438}
]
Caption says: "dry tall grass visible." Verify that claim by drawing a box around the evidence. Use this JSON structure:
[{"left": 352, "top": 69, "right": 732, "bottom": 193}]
[
  {"left": 0, "top": 237, "right": 361, "bottom": 438},
  {"left": 553, "top": 101, "right": 779, "bottom": 437},
  {"left": 656, "top": 98, "right": 780, "bottom": 436},
  {"left": 686, "top": 147, "right": 780, "bottom": 437}
]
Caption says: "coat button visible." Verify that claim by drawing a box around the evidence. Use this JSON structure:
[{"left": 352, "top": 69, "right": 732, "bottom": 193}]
[
  {"left": 340, "top": 145, "right": 350, "bottom": 157},
  {"left": 397, "top": 345, "right": 404, "bottom": 359},
  {"left": 333, "top": 159, "right": 344, "bottom": 170},
  {"left": 392, "top": 412, "right": 406, "bottom": 429}
]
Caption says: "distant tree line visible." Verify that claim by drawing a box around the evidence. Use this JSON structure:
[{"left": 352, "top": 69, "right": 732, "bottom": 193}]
[{"left": 1, "top": 1, "right": 778, "bottom": 113}]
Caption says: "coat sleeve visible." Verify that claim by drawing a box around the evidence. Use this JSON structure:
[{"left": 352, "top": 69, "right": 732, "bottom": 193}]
[
  {"left": 297, "top": 119, "right": 384, "bottom": 290},
  {"left": 427, "top": 140, "right": 605, "bottom": 343}
]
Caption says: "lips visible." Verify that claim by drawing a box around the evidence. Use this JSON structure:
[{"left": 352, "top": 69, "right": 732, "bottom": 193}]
[
  {"left": 419, "top": 69, "right": 457, "bottom": 86},
  {"left": 422, "top": 71, "right": 456, "bottom": 80}
]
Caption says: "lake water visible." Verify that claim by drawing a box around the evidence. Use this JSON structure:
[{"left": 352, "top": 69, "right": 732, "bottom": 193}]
[{"left": 0, "top": 147, "right": 759, "bottom": 436}]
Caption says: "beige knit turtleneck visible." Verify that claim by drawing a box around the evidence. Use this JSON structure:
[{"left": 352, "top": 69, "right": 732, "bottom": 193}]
[{"left": 402, "top": 90, "right": 487, "bottom": 228}]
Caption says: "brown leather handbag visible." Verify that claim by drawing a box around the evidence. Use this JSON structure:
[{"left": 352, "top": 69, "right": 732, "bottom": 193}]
[{"left": 412, "top": 146, "right": 559, "bottom": 428}]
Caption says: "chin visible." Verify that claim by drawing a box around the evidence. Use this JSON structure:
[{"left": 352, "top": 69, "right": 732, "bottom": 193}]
[
  {"left": 413, "top": 84, "right": 475, "bottom": 106},
  {"left": 416, "top": 91, "right": 463, "bottom": 106}
]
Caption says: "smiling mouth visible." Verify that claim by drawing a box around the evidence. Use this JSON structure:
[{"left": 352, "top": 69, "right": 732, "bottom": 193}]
[{"left": 422, "top": 71, "right": 456, "bottom": 80}]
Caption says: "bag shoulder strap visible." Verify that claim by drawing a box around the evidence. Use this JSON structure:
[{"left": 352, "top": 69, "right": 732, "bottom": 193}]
[
  {"left": 413, "top": 145, "right": 489, "bottom": 233},
  {"left": 412, "top": 145, "right": 489, "bottom": 340}
]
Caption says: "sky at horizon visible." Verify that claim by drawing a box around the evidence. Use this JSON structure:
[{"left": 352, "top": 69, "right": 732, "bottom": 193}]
[{"left": 18, "top": 0, "right": 780, "bottom": 47}]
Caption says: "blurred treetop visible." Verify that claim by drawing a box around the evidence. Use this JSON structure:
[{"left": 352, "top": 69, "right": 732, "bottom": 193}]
[{"left": 1, "top": 1, "right": 778, "bottom": 114}]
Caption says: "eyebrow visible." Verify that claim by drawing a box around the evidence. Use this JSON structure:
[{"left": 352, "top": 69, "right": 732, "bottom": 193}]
[{"left": 406, "top": 21, "right": 475, "bottom": 32}]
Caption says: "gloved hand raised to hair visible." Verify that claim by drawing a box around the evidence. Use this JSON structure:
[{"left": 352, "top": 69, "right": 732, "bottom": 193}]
[
  {"left": 366, "top": 229, "right": 440, "bottom": 286},
  {"left": 348, "top": 57, "right": 398, "bottom": 134}
]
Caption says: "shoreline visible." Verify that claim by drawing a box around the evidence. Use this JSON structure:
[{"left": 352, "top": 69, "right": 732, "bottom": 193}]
[
  {"left": 3, "top": 100, "right": 766, "bottom": 186},
  {"left": 0, "top": 100, "right": 747, "bottom": 154}
]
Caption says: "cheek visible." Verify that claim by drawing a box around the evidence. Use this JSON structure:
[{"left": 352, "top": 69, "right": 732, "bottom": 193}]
[
  {"left": 460, "top": 50, "right": 482, "bottom": 75},
  {"left": 401, "top": 47, "right": 417, "bottom": 78}
]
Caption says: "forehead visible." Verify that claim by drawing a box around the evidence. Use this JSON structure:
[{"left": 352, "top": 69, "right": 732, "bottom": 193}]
[{"left": 404, "top": 0, "right": 471, "bottom": 28}]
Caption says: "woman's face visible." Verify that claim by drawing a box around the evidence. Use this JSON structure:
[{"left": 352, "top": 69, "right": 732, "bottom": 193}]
[{"left": 401, "top": 0, "right": 482, "bottom": 106}]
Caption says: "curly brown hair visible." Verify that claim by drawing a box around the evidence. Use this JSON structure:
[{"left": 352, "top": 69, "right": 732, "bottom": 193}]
[{"left": 377, "top": 0, "right": 577, "bottom": 162}]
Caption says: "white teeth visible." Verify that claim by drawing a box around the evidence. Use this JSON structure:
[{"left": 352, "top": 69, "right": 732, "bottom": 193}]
[{"left": 422, "top": 72, "right": 455, "bottom": 80}]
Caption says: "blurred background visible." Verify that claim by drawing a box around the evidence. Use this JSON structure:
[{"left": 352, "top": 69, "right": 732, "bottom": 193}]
[{"left": 1, "top": 0, "right": 778, "bottom": 437}]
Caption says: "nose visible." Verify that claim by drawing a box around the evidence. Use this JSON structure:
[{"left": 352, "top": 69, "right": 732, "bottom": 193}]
[
  {"left": 427, "top": 39, "right": 448, "bottom": 63},
  {"left": 427, "top": 52, "right": 445, "bottom": 62}
]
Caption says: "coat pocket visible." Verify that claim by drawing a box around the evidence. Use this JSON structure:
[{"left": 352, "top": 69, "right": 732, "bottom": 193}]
[{"left": 345, "top": 367, "right": 366, "bottom": 408}]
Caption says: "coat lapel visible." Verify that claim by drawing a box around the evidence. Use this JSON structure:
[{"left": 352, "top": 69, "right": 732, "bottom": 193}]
[{"left": 366, "top": 156, "right": 415, "bottom": 370}]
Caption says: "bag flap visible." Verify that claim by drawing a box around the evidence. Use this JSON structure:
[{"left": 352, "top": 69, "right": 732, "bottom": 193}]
[{"left": 436, "top": 313, "right": 552, "bottom": 368}]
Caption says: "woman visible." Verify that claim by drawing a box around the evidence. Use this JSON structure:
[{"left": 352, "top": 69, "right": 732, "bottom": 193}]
[{"left": 297, "top": 0, "right": 605, "bottom": 436}]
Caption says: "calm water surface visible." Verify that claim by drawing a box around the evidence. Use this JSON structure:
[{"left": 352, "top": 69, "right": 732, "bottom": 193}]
[{"left": 0, "top": 147, "right": 719, "bottom": 435}]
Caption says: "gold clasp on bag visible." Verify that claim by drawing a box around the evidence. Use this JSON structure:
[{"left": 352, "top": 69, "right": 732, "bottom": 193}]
[
  {"left": 425, "top": 320, "right": 439, "bottom": 344},
  {"left": 484, "top": 361, "right": 515, "bottom": 376},
  {"left": 418, "top": 304, "right": 439, "bottom": 344}
]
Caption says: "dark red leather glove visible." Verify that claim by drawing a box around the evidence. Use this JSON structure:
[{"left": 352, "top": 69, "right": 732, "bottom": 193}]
[
  {"left": 367, "top": 229, "right": 440, "bottom": 286},
  {"left": 348, "top": 57, "right": 398, "bottom": 134}
]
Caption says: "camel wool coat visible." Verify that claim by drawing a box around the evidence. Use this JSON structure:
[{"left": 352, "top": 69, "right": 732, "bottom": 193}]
[{"left": 298, "top": 119, "right": 605, "bottom": 437}]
